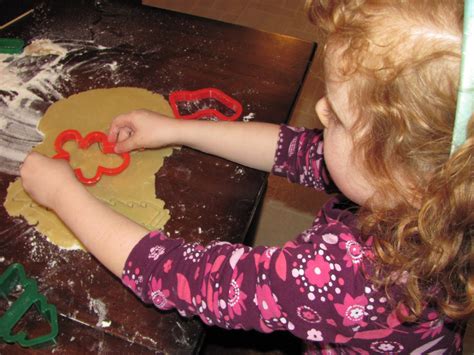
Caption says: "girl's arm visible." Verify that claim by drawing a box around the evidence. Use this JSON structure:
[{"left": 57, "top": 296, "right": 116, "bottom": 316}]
[
  {"left": 177, "top": 120, "right": 280, "bottom": 172},
  {"left": 19, "top": 124, "right": 355, "bottom": 345},
  {"left": 21, "top": 112, "right": 281, "bottom": 275},
  {"left": 20, "top": 153, "right": 146, "bottom": 277},
  {"left": 20, "top": 153, "right": 361, "bottom": 344},
  {"left": 108, "top": 110, "right": 280, "bottom": 172}
]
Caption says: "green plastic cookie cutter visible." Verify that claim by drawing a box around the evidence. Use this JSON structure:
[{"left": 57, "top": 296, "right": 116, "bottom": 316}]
[
  {"left": 0, "top": 38, "right": 25, "bottom": 54},
  {"left": 0, "top": 263, "right": 58, "bottom": 348}
]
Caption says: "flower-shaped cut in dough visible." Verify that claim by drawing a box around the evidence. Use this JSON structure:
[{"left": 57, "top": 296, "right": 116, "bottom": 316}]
[{"left": 52, "top": 129, "right": 130, "bottom": 185}]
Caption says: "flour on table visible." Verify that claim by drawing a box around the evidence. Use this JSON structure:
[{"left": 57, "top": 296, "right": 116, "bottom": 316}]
[
  {"left": 243, "top": 112, "right": 255, "bottom": 122},
  {"left": 0, "top": 39, "right": 121, "bottom": 175}
]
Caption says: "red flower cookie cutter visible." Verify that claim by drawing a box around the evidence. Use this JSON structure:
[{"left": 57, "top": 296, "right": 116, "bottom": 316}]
[
  {"left": 52, "top": 129, "right": 130, "bottom": 185},
  {"left": 169, "top": 88, "right": 243, "bottom": 121}
]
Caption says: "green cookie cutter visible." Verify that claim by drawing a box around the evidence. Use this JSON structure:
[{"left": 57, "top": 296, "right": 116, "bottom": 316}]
[
  {"left": 0, "top": 263, "right": 58, "bottom": 348},
  {"left": 0, "top": 38, "right": 25, "bottom": 54}
]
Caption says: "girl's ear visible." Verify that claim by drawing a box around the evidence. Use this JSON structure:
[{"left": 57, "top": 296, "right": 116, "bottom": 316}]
[{"left": 315, "top": 97, "right": 330, "bottom": 128}]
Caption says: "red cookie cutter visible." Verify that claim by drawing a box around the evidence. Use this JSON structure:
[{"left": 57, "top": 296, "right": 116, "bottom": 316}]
[
  {"left": 52, "top": 129, "right": 130, "bottom": 185},
  {"left": 169, "top": 88, "right": 243, "bottom": 121}
]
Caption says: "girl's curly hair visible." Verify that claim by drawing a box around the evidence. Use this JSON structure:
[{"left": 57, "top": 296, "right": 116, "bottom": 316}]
[{"left": 307, "top": 0, "right": 473, "bottom": 321}]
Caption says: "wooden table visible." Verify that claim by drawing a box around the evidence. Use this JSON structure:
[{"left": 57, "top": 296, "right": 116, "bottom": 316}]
[{"left": 0, "top": 0, "right": 315, "bottom": 353}]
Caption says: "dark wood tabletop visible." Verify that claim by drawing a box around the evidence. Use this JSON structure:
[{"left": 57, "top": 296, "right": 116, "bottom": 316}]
[{"left": 0, "top": 0, "right": 315, "bottom": 353}]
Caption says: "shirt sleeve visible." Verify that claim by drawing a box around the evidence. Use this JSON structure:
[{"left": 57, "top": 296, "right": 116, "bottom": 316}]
[
  {"left": 121, "top": 226, "right": 371, "bottom": 343},
  {"left": 272, "top": 125, "right": 337, "bottom": 193}
]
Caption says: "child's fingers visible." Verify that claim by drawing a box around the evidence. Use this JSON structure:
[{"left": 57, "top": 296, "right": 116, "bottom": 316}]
[
  {"left": 117, "top": 127, "right": 133, "bottom": 142},
  {"left": 108, "top": 125, "right": 132, "bottom": 143},
  {"left": 114, "top": 136, "right": 137, "bottom": 153},
  {"left": 108, "top": 125, "right": 121, "bottom": 142},
  {"left": 109, "top": 127, "right": 133, "bottom": 153},
  {"left": 108, "top": 114, "right": 133, "bottom": 142}
]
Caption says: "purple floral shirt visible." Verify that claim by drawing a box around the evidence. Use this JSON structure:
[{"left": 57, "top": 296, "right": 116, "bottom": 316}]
[{"left": 122, "top": 125, "right": 464, "bottom": 354}]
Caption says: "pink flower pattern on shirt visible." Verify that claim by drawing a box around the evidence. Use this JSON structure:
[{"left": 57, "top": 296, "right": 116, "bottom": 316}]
[
  {"left": 339, "top": 233, "right": 364, "bottom": 273},
  {"left": 121, "top": 125, "right": 464, "bottom": 353},
  {"left": 334, "top": 293, "right": 368, "bottom": 327},
  {"left": 149, "top": 277, "right": 173, "bottom": 309},
  {"left": 305, "top": 255, "right": 331, "bottom": 288},
  {"left": 256, "top": 284, "right": 282, "bottom": 320},
  {"left": 227, "top": 271, "right": 247, "bottom": 320}
]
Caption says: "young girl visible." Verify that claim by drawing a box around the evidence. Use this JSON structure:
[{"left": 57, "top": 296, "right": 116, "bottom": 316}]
[{"left": 20, "top": 0, "right": 473, "bottom": 353}]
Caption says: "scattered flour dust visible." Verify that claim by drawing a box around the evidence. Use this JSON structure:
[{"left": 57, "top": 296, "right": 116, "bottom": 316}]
[
  {"left": 0, "top": 40, "right": 67, "bottom": 170},
  {"left": 243, "top": 112, "right": 255, "bottom": 122},
  {"left": 0, "top": 38, "right": 119, "bottom": 175},
  {"left": 23, "top": 39, "right": 68, "bottom": 57},
  {"left": 0, "top": 39, "right": 68, "bottom": 120},
  {"left": 87, "top": 293, "right": 112, "bottom": 328}
]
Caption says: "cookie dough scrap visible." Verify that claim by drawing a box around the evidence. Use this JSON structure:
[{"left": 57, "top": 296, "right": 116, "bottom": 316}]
[{"left": 4, "top": 87, "right": 174, "bottom": 250}]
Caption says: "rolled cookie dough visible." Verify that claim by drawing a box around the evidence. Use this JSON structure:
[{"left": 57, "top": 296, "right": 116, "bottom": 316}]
[{"left": 4, "top": 87, "right": 173, "bottom": 250}]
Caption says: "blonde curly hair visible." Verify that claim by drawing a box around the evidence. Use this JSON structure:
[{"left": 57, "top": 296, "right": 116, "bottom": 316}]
[{"left": 307, "top": 0, "right": 473, "bottom": 321}]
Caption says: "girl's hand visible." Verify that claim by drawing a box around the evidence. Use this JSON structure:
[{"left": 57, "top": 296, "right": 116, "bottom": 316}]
[
  {"left": 108, "top": 109, "right": 179, "bottom": 153},
  {"left": 20, "top": 152, "right": 80, "bottom": 211},
  {"left": 22, "top": 151, "right": 147, "bottom": 278}
]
